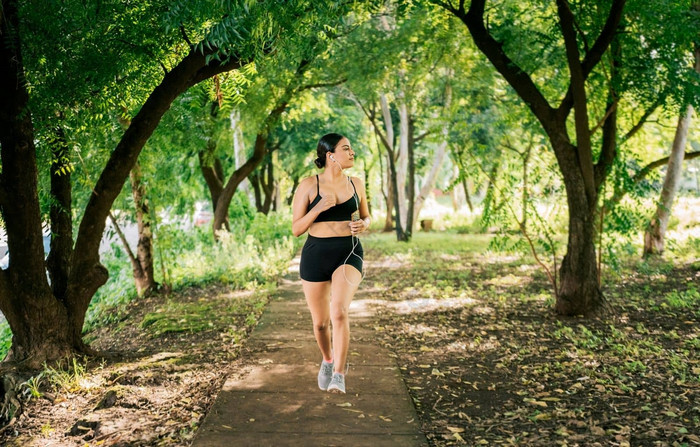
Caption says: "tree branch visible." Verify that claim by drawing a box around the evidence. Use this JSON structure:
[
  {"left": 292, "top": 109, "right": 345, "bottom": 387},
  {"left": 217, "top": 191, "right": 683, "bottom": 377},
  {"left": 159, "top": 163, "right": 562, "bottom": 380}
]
[
  {"left": 557, "top": 0, "right": 626, "bottom": 117},
  {"left": 594, "top": 34, "right": 622, "bottom": 188},
  {"left": 300, "top": 78, "right": 347, "bottom": 90},
  {"left": 116, "top": 38, "right": 168, "bottom": 74},
  {"left": 180, "top": 25, "right": 193, "bottom": 48},
  {"left": 108, "top": 211, "right": 139, "bottom": 271},
  {"left": 452, "top": 0, "right": 558, "bottom": 137},
  {"left": 70, "top": 46, "right": 250, "bottom": 308},
  {"left": 190, "top": 51, "right": 248, "bottom": 86},
  {"left": 620, "top": 92, "right": 666, "bottom": 144},
  {"left": 429, "top": 0, "right": 458, "bottom": 14},
  {"left": 606, "top": 151, "right": 700, "bottom": 210},
  {"left": 590, "top": 98, "right": 618, "bottom": 135},
  {"left": 413, "top": 130, "right": 433, "bottom": 143},
  {"left": 351, "top": 94, "right": 394, "bottom": 158},
  {"left": 557, "top": 0, "right": 596, "bottom": 206}
]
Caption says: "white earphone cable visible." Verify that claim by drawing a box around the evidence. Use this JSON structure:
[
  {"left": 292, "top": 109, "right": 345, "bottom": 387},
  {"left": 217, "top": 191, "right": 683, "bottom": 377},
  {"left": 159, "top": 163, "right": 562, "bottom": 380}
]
[
  {"left": 342, "top": 175, "right": 365, "bottom": 286},
  {"left": 329, "top": 153, "right": 365, "bottom": 286}
]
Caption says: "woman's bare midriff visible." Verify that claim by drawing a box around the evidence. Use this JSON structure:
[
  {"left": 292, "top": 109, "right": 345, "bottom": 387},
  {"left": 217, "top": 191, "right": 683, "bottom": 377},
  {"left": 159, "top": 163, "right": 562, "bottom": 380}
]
[{"left": 309, "top": 221, "right": 353, "bottom": 238}]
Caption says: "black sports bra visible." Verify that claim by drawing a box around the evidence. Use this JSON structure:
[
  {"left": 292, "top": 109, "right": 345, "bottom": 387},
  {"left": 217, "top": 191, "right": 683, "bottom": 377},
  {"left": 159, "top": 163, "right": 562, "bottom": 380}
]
[{"left": 307, "top": 175, "right": 359, "bottom": 222}]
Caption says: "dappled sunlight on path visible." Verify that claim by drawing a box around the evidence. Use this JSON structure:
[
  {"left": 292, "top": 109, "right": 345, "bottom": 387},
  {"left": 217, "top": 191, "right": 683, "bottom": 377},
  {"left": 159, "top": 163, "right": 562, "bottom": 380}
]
[{"left": 192, "top": 266, "right": 428, "bottom": 446}]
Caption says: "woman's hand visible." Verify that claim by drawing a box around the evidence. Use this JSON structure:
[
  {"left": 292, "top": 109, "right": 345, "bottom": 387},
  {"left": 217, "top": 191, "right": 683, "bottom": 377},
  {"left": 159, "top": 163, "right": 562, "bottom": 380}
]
[
  {"left": 349, "top": 217, "right": 369, "bottom": 235},
  {"left": 315, "top": 194, "right": 336, "bottom": 213}
]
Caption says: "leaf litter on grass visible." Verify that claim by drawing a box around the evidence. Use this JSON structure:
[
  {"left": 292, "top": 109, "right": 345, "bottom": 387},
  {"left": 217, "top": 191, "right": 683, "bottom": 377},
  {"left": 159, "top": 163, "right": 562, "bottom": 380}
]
[{"left": 363, "top": 233, "right": 700, "bottom": 447}]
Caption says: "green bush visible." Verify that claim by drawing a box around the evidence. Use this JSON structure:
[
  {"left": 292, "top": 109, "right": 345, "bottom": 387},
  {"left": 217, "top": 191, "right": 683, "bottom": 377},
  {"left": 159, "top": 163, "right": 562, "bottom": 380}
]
[{"left": 0, "top": 210, "right": 301, "bottom": 359}]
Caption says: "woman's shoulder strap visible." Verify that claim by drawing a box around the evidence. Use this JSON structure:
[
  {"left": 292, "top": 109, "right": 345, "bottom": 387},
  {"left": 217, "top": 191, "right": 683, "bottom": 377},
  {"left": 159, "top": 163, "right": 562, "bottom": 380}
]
[{"left": 348, "top": 176, "right": 358, "bottom": 194}]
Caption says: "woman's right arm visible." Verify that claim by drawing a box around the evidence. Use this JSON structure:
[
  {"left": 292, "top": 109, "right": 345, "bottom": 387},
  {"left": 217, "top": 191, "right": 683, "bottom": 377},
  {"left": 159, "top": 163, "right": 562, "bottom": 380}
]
[{"left": 291, "top": 178, "right": 335, "bottom": 237}]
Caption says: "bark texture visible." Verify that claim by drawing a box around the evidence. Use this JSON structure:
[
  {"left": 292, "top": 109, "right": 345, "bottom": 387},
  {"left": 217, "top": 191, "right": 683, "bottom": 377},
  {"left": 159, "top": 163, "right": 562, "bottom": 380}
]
[
  {"left": 643, "top": 105, "right": 694, "bottom": 255},
  {"left": 251, "top": 154, "right": 276, "bottom": 215},
  {"left": 0, "top": 0, "right": 77, "bottom": 365},
  {"left": 129, "top": 162, "right": 159, "bottom": 295}
]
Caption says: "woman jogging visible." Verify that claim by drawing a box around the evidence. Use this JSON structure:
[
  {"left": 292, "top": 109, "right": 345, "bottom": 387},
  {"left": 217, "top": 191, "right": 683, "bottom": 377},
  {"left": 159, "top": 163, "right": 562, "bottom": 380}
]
[{"left": 291, "top": 133, "right": 370, "bottom": 394}]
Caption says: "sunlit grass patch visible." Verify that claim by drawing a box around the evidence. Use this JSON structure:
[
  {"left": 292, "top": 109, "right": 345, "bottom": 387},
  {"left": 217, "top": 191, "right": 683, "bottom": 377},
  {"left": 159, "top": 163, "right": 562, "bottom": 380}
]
[
  {"left": 140, "top": 289, "right": 268, "bottom": 338},
  {"left": 383, "top": 296, "right": 479, "bottom": 314},
  {"left": 39, "top": 357, "right": 103, "bottom": 394},
  {"left": 663, "top": 285, "right": 700, "bottom": 310},
  {"left": 484, "top": 273, "right": 532, "bottom": 287},
  {"left": 141, "top": 301, "right": 217, "bottom": 335},
  {"left": 364, "top": 231, "right": 493, "bottom": 257}
]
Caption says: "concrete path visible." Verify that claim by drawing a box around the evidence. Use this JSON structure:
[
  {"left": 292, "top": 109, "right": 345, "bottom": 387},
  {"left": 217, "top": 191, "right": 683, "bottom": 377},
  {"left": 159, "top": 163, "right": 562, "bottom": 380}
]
[{"left": 192, "top": 264, "right": 428, "bottom": 447}]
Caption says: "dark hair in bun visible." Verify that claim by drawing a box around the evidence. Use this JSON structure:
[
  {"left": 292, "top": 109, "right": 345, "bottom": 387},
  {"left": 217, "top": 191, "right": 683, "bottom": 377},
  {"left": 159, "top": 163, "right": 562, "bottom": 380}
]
[{"left": 314, "top": 133, "right": 344, "bottom": 168}]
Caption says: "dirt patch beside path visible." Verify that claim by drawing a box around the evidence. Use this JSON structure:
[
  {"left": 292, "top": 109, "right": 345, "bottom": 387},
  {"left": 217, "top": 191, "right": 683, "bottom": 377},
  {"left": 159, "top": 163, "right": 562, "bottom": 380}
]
[{"left": 0, "top": 283, "right": 270, "bottom": 446}]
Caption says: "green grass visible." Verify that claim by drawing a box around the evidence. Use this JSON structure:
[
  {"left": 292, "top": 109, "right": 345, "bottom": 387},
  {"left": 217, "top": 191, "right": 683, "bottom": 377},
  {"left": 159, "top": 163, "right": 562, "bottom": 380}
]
[
  {"left": 140, "top": 291, "right": 268, "bottom": 337},
  {"left": 364, "top": 231, "right": 493, "bottom": 257},
  {"left": 664, "top": 285, "right": 700, "bottom": 310}
]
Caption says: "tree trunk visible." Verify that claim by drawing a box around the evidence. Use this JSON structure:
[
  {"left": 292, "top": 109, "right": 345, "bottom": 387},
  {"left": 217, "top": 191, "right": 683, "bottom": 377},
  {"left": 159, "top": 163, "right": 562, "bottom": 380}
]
[
  {"left": 383, "top": 153, "right": 395, "bottom": 232},
  {"left": 387, "top": 145, "right": 407, "bottom": 241},
  {"left": 213, "top": 132, "right": 268, "bottom": 232},
  {"left": 644, "top": 37, "right": 698, "bottom": 255},
  {"left": 129, "top": 161, "right": 159, "bottom": 295},
  {"left": 379, "top": 95, "right": 396, "bottom": 232},
  {"left": 413, "top": 133, "right": 448, "bottom": 224},
  {"left": 250, "top": 154, "right": 275, "bottom": 214},
  {"left": 230, "top": 109, "right": 251, "bottom": 197},
  {"left": 404, "top": 116, "right": 416, "bottom": 240},
  {"left": 363, "top": 160, "right": 372, "bottom": 215},
  {"left": 118, "top": 113, "right": 158, "bottom": 296},
  {"left": 46, "top": 126, "right": 74, "bottom": 301},
  {"left": 250, "top": 172, "right": 263, "bottom": 212},
  {"left": 643, "top": 105, "right": 694, "bottom": 255},
  {"left": 198, "top": 140, "right": 225, "bottom": 212},
  {"left": 262, "top": 154, "right": 275, "bottom": 214},
  {"left": 441, "top": 0, "right": 626, "bottom": 315},
  {"left": 286, "top": 176, "right": 300, "bottom": 206},
  {"left": 396, "top": 98, "right": 410, "bottom": 230},
  {"left": 1, "top": 0, "right": 250, "bottom": 366},
  {"left": 413, "top": 77, "right": 452, "bottom": 224},
  {"left": 462, "top": 179, "right": 474, "bottom": 212},
  {"left": 212, "top": 62, "right": 305, "bottom": 233},
  {"left": 555, "top": 155, "right": 603, "bottom": 315},
  {"left": 0, "top": 0, "right": 78, "bottom": 365}
]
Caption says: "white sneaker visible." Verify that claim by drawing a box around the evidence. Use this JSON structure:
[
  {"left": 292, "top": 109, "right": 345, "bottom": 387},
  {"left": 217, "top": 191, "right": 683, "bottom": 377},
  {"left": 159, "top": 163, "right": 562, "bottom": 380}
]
[
  {"left": 327, "top": 373, "right": 346, "bottom": 394},
  {"left": 318, "top": 360, "right": 334, "bottom": 390}
]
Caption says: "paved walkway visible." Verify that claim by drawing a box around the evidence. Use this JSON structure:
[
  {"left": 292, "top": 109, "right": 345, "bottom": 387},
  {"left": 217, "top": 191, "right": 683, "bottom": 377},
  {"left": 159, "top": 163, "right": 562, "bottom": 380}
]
[{"left": 193, "top": 261, "right": 428, "bottom": 446}]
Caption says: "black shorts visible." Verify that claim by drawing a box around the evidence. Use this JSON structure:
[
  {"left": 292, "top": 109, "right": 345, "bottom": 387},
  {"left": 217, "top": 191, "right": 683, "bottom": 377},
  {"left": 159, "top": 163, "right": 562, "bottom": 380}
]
[{"left": 300, "top": 235, "right": 363, "bottom": 282}]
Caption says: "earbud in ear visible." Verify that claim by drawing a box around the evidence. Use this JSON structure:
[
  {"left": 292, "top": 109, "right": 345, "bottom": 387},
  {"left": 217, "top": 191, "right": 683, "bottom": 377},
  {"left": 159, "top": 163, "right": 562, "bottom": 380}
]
[{"left": 330, "top": 154, "right": 336, "bottom": 161}]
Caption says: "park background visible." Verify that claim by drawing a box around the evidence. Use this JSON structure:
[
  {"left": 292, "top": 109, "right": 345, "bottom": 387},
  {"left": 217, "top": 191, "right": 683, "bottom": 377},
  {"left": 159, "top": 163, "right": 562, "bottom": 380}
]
[{"left": 0, "top": 0, "right": 698, "bottom": 445}]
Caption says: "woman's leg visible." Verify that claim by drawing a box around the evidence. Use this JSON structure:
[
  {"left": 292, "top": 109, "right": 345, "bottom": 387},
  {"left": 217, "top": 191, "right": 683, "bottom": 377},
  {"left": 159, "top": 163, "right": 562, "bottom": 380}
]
[
  {"left": 329, "top": 265, "right": 362, "bottom": 374},
  {"left": 302, "top": 280, "right": 333, "bottom": 362}
]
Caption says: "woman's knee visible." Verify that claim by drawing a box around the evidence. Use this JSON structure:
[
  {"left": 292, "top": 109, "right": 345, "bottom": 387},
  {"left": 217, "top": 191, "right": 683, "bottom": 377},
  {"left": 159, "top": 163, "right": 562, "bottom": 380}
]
[
  {"left": 314, "top": 319, "right": 331, "bottom": 332},
  {"left": 330, "top": 307, "right": 348, "bottom": 324}
]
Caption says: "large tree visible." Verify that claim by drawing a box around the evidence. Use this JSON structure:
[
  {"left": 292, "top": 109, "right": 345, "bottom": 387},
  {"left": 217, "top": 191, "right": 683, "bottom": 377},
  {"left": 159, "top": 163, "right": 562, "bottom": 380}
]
[
  {"left": 432, "top": 0, "right": 699, "bottom": 314},
  {"left": 432, "top": 0, "right": 626, "bottom": 315},
  {"left": 0, "top": 0, "right": 350, "bottom": 367}
]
